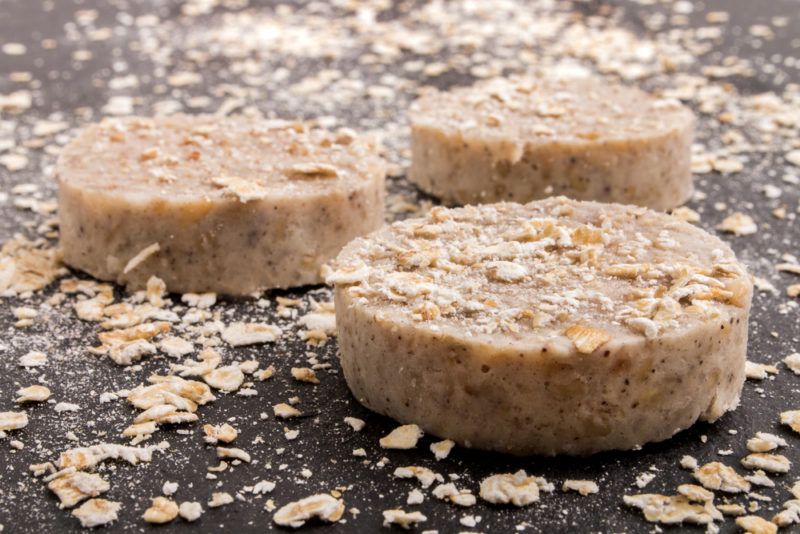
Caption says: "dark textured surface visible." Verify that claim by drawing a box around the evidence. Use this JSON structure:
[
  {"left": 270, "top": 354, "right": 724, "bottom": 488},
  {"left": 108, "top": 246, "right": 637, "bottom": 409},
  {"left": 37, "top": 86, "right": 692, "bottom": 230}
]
[{"left": 0, "top": 1, "right": 799, "bottom": 533}]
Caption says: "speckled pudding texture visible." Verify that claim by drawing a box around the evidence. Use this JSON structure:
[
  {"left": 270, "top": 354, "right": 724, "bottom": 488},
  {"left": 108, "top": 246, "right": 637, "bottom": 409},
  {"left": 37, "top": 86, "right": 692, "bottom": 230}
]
[
  {"left": 56, "top": 114, "right": 386, "bottom": 295},
  {"left": 409, "top": 75, "right": 695, "bottom": 210},
  {"left": 330, "top": 197, "right": 753, "bottom": 456}
]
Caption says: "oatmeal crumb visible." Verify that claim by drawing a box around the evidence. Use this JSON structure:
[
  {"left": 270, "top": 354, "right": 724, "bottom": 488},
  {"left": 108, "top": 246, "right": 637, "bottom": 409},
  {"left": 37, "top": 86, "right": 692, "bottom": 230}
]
[{"left": 379, "top": 424, "right": 423, "bottom": 449}]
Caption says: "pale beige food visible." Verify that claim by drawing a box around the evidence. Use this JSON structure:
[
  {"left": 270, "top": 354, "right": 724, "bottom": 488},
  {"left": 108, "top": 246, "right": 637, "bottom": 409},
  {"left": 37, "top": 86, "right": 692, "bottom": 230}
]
[
  {"left": 57, "top": 115, "right": 385, "bottom": 295},
  {"left": 409, "top": 76, "right": 694, "bottom": 210},
  {"left": 329, "top": 197, "right": 752, "bottom": 455}
]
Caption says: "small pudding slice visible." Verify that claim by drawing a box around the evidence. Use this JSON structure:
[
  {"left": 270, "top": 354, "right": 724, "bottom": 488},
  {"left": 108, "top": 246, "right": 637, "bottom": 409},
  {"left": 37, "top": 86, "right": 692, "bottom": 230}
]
[
  {"left": 329, "top": 197, "right": 751, "bottom": 456},
  {"left": 409, "top": 76, "right": 694, "bottom": 210},
  {"left": 57, "top": 115, "right": 385, "bottom": 295}
]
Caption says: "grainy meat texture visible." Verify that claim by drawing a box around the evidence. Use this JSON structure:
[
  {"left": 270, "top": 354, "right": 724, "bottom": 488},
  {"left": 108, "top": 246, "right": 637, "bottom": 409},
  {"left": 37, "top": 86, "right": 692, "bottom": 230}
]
[
  {"left": 56, "top": 115, "right": 386, "bottom": 295},
  {"left": 330, "top": 197, "right": 753, "bottom": 455},
  {"left": 409, "top": 75, "right": 695, "bottom": 209}
]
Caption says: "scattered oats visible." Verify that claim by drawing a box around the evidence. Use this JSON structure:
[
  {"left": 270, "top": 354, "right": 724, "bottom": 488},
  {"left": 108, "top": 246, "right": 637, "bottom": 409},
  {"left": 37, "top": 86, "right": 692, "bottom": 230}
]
[
  {"left": 762, "top": 184, "right": 782, "bottom": 199},
  {"left": 273, "top": 403, "right": 302, "bottom": 419},
  {"left": 394, "top": 466, "right": 441, "bottom": 489},
  {"left": 123, "top": 243, "right": 160, "bottom": 274},
  {"left": 486, "top": 261, "right": 527, "bottom": 282},
  {"left": 284, "top": 429, "right": 299, "bottom": 441},
  {"left": 745, "top": 361, "right": 779, "bottom": 380},
  {"left": 677, "top": 484, "right": 714, "bottom": 503},
  {"left": 15, "top": 385, "right": 50, "bottom": 403},
  {"left": 718, "top": 503, "right": 747, "bottom": 516},
  {"left": 178, "top": 501, "right": 203, "bottom": 522},
  {"left": 256, "top": 366, "right": 276, "bottom": 381},
  {"left": 562, "top": 480, "right": 599, "bottom": 496},
  {"left": 207, "top": 461, "right": 227, "bottom": 473},
  {"left": 12, "top": 307, "right": 37, "bottom": 328},
  {"left": 47, "top": 472, "right": 110, "bottom": 508},
  {"left": 203, "top": 365, "right": 245, "bottom": 392},
  {"left": 162, "top": 481, "right": 178, "bottom": 496},
  {"left": 777, "top": 263, "right": 800, "bottom": 276},
  {"left": 32, "top": 120, "right": 68, "bottom": 137},
  {"left": 291, "top": 367, "right": 320, "bottom": 384},
  {"left": 121, "top": 421, "right": 157, "bottom": 440},
  {"left": 564, "top": 324, "right": 611, "bottom": 354},
  {"left": 671, "top": 206, "right": 701, "bottom": 223},
  {"left": 72, "top": 499, "right": 121, "bottom": 528},
  {"left": 0, "top": 153, "right": 28, "bottom": 172},
  {"left": 181, "top": 293, "right": 216, "bottom": 309},
  {"left": 479, "top": 471, "right": 540, "bottom": 506},
  {"left": 382, "top": 509, "right": 428, "bottom": 530},
  {"left": 19, "top": 351, "right": 47, "bottom": 367},
  {"left": 788, "top": 285, "right": 800, "bottom": 298},
  {"left": 159, "top": 336, "right": 194, "bottom": 358},
  {"left": 222, "top": 322, "right": 281, "bottom": 346},
  {"left": 712, "top": 158, "right": 744, "bottom": 174},
  {"left": 636, "top": 472, "right": 657, "bottom": 489},
  {"left": 203, "top": 423, "right": 238, "bottom": 444},
  {"left": 772, "top": 500, "right": 800, "bottom": 528},
  {"left": 54, "top": 402, "right": 80, "bottom": 413},
  {"left": 783, "top": 353, "right": 800, "bottom": 375},
  {"left": 693, "top": 462, "right": 751, "bottom": 493},
  {"left": 780, "top": 410, "right": 800, "bottom": 434},
  {"left": 681, "top": 455, "right": 700, "bottom": 470},
  {"left": 786, "top": 150, "right": 800, "bottom": 168},
  {"left": 741, "top": 453, "right": 791, "bottom": 474},
  {"left": 253, "top": 480, "right": 276, "bottom": 494},
  {"left": 133, "top": 404, "right": 197, "bottom": 425},
  {"left": 208, "top": 492, "right": 234, "bottom": 508},
  {"left": 143, "top": 496, "right": 179, "bottom": 524},
  {"left": 745, "top": 471, "right": 775, "bottom": 488},
  {"left": 343, "top": 417, "right": 365, "bottom": 432},
  {"left": 352, "top": 448, "right": 366, "bottom": 457},
  {"left": 407, "top": 489, "right": 424, "bottom": 505},
  {"left": 627, "top": 317, "right": 659, "bottom": 338},
  {"left": 128, "top": 375, "right": 215, "bottom": 410},
  {"left": 0, "top": 236, "right": 66, "bottom": 295},
  {"left": 716, "top": 213, "right": 757, "bottom": 236},
  {"left": 735, "top": 515, "right": 777, "bottom": 534},
  {"left": 211, "top": 175, "right": 268, "bottom": 203},
  {"left": 322, "top": 260, "right": 370, "bottom": 285},
  {"left": 167, "top": 71, "right": 202, "bottom": 87},
  {"left": 623, "top": 493, "right": 719, "bottom": 525},
  {"left": 1, "top": 43, "right": 26, "bottom": 55},
  {"left": 217, "top": 446, "right": 251, "bottom": 463},
  {"left": 102, "top": 95, "right": 134, "bottom": 115},
  {"left": 238, "top": 360, "right": 259, "bottom": 374},
  {"left": 58, "top": 443, "right": 155, "bottom": 469},
  {"left": 0, "top": 91, "right": 32, "bottom": 113},
  {"left": 747, "top": 432, "right": 787, "bottom": 453},
  {"left": 29, "top": 462, "right": 56, "bottom": 477},
  {"left": 298, "top": 310, "right": 336, "bottom": 336},
  {"left": 430, "top": 439, "right": 454, "bottom": 460},
  {"left": 273, "top": 494, "right": 345, "bottom": 528},
  {"left": 286, "top": 162, "right": 339, "bottom": 179},
  {"left": 432, "top": 483, "right": 476, "bottom": 507},
  {"left": 380, "top": 424, "right": 423, "bottom": 449}
]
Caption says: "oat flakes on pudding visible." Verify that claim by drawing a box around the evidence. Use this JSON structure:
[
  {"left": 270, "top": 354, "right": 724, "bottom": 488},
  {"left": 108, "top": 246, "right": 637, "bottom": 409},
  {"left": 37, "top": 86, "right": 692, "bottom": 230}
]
[
  {"left": 408, "top": 76, "right": 694, "bottom": 210},
  {"left": 328, "top": 196, "right": 751, "bottom": 455},
  {"left": 57, "top": 115, "right": 385, "bottom": 295}
]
